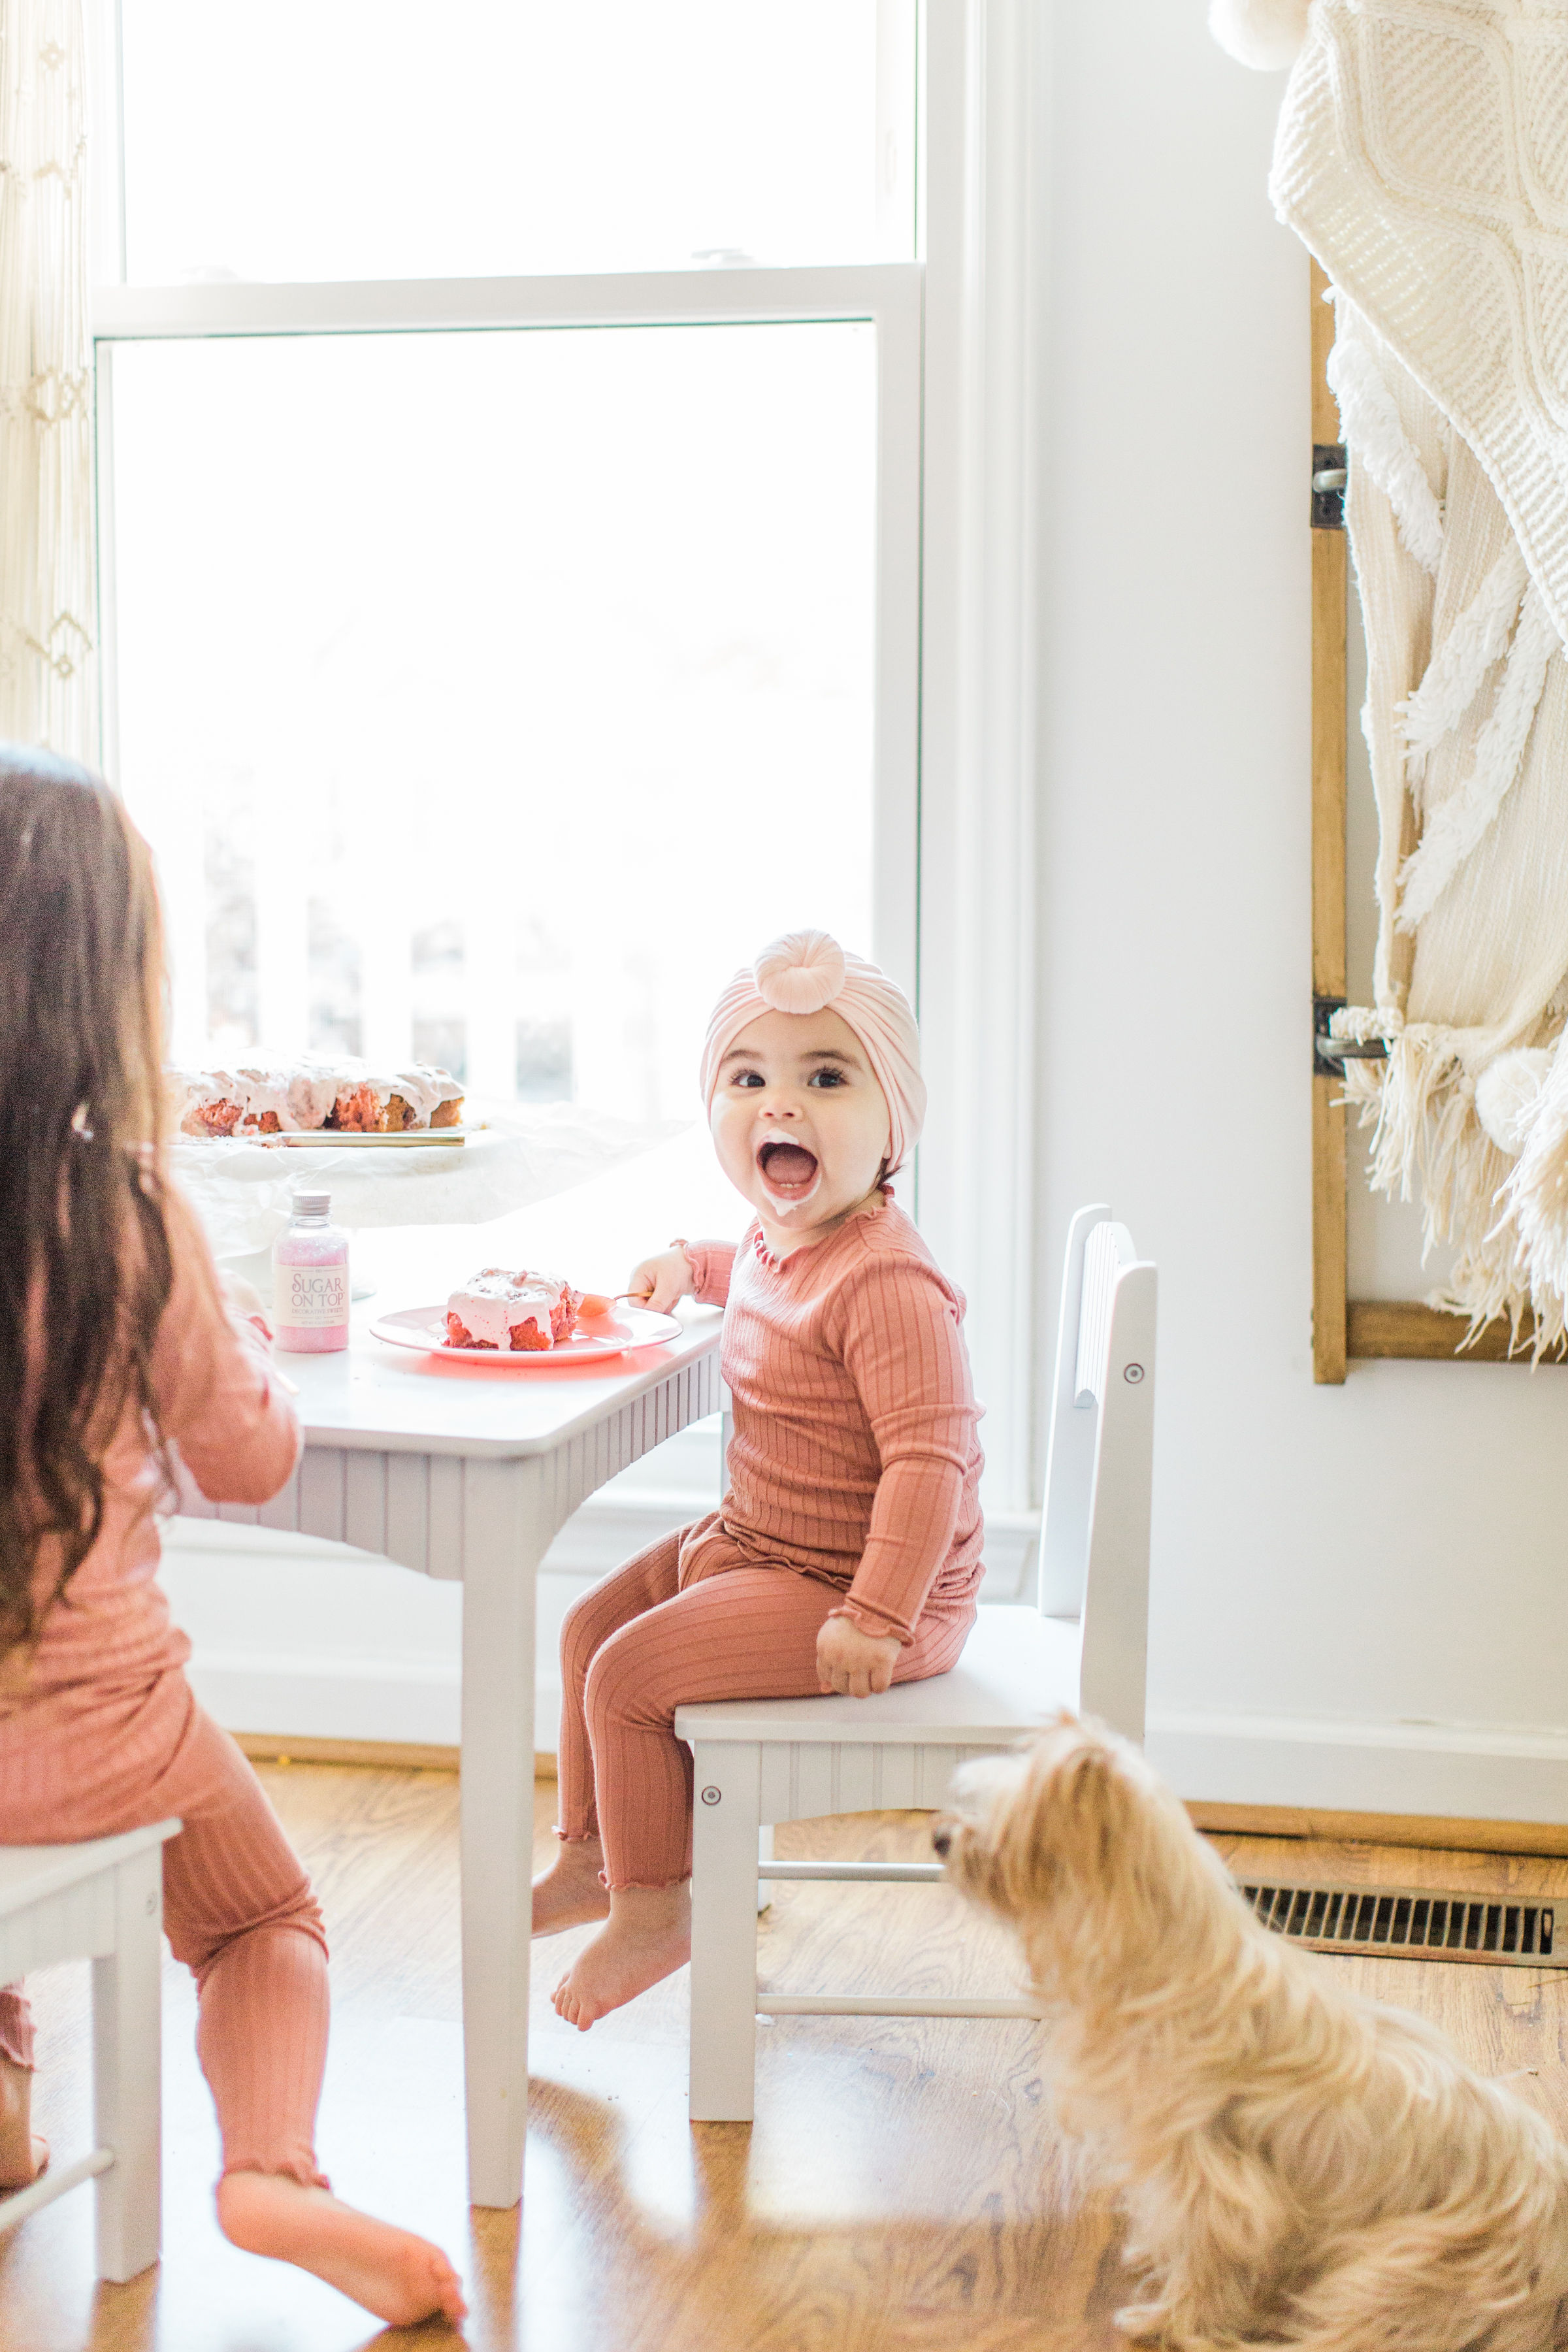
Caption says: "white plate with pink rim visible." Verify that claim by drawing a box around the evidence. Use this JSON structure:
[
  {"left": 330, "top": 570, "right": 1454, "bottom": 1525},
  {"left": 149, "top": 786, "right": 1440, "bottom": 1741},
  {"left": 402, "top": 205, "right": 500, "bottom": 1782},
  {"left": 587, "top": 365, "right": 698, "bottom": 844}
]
[{"left": 368, "top": 1302, "right": 683, "bottom": 1363}]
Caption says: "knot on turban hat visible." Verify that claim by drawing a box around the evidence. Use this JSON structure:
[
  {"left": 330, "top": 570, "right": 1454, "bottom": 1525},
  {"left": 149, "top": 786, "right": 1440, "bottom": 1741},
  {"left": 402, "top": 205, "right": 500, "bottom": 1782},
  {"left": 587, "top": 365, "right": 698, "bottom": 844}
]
[{"left": 700, "top": 928, "right": 925, "bottom": 1176}]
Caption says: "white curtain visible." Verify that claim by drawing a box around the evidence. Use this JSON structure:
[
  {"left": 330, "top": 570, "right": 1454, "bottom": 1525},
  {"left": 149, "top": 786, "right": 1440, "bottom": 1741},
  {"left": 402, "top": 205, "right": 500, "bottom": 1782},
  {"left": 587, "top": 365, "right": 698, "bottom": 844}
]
[
  {"left": 1269, "top": 0, "right": 1568, "bottom": 1346},
  {"left": 0, "top": 0, "right": 95, "bottom": 757}
]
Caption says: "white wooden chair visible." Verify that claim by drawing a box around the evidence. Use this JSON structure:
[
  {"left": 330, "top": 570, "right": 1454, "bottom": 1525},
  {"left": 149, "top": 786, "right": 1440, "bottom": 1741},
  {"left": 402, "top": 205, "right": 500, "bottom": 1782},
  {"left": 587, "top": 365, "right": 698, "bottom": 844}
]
[
  {"left": 675, "top": 1205, "right": 1155, "bottom": 2122},
  {"left": 0, "top": 1819, "right": 180, "bottom": 2279}
]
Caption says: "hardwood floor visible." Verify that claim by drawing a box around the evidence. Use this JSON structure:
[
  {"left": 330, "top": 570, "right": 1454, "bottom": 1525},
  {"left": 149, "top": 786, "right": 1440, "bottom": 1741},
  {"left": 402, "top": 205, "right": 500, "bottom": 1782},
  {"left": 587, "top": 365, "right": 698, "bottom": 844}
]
[{"left": 5, "top": 1767, "right": 1568, "bottom": 2352}]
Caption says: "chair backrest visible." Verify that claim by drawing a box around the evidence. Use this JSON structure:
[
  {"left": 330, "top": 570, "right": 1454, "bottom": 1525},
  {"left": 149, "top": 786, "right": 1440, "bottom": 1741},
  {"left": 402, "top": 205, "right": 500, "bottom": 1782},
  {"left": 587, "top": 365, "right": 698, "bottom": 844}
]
[{"left": 1037, "top": 1204, "right": 1156, "bottom": 1742}]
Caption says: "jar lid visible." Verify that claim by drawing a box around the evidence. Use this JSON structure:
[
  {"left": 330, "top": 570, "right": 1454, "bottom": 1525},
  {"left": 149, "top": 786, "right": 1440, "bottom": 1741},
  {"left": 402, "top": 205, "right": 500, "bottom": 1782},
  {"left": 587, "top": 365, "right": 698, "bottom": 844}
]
[{"left": 291, "top": 1187, "right": 332, "bottom": 1217}]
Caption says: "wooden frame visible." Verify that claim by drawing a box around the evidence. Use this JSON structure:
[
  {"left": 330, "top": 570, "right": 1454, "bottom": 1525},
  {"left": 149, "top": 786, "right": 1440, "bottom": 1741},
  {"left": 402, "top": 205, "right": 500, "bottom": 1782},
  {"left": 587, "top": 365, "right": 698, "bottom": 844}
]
[
  {"left": 1310, "top": 259, "right": 1349, "bottom": 1382},
  {"left": 1309, "top": 261, "right": 1561, "bottom": 1379}
]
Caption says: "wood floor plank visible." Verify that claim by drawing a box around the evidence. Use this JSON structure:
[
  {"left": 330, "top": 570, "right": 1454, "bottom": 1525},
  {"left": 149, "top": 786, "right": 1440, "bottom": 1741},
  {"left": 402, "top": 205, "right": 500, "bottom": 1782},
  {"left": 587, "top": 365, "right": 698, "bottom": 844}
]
[{"left": 7, "top": 1772, "right": 1568, "bottom": 2351}]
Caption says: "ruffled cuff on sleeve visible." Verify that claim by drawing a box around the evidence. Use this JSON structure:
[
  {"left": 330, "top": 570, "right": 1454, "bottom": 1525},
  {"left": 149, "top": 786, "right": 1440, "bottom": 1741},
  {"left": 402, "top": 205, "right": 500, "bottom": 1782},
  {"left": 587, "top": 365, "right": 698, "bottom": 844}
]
[
  {"left": 827, "top": 1600, "right": 913, "bottom": 1646},
  {"left": 671, "top": 1238, "right": 734, "bottom": 1309}
]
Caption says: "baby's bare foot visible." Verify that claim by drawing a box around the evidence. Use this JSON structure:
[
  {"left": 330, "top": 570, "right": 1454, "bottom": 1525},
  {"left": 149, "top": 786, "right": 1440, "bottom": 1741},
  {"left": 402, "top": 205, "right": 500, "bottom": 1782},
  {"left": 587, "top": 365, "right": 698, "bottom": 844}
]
[
  {"left": 0, "top": 2053, "right": 46, "bottom": 2190},
  {"left": 532, "top": 1835, "right": 612, "bottom": 1936},
  {"left": 216, "top": 2171, "right": 466, "bottom": 2328},
  {"left": 551, "top": 1885, "right": 691, "bottom": 2030}
]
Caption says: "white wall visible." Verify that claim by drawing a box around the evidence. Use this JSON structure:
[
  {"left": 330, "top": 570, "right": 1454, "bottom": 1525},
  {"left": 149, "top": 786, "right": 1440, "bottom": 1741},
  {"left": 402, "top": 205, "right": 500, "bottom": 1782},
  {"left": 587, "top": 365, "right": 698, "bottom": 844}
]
[{"left": 1041, "top": 4, "right": 1568, "bottom": 1821}]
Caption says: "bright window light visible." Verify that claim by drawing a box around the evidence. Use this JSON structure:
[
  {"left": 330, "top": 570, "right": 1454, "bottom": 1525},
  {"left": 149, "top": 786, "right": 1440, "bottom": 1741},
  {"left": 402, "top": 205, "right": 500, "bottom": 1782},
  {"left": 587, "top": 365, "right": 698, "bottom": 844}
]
[
  {"left": 120, "top": 1, "right": 909, "bottom": 283},
  {"left": 110, "top": 321, "right": 877, "bottom": 1120}
]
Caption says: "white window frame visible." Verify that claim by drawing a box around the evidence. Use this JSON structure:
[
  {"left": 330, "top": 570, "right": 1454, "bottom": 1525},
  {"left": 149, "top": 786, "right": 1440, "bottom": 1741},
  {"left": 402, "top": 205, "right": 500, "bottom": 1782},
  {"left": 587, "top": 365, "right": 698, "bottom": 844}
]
[
  {"left": 916, "top": 0, "right": 1047, "bottom": 1529},
  {"left": 86, "top": 0, "right": 1048, "bottom": 1524},
  {"left": 84, "top": 3, "right": 923, "bottom": 1005}
]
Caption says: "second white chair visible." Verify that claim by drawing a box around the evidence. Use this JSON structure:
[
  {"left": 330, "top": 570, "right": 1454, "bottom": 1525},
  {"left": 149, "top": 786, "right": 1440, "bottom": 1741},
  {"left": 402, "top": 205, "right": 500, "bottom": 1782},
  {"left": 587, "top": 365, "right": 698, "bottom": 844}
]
[
  {"left": 676, "top": 1203, "right": 1156, "bottom": 2122},
  {"left": 0, "top": 1819, "right": 179, "bottom": 2280}
]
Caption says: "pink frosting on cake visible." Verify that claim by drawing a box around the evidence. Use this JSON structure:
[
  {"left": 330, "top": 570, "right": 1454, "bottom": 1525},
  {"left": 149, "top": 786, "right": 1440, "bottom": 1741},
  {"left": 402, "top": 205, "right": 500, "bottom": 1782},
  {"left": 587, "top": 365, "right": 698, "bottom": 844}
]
[{"left": 444, "top": 1268, "right": 583, "bottom": 1351}]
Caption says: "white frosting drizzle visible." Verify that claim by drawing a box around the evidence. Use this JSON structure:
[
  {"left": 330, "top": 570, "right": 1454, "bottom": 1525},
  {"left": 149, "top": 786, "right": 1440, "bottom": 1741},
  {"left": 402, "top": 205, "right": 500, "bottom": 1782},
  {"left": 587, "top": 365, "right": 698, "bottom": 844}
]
[
  {"left": 448, "top": 1267, "right": 568, "bottom": 1348},
  {"left": 172, "top": 1055, "right": 463, "bottom": 1133}
]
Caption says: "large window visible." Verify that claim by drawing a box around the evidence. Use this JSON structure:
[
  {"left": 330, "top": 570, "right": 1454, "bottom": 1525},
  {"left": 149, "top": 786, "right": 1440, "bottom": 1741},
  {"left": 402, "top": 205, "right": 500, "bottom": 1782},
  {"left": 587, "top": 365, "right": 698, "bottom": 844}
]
[
  {"left": 91, "top": 3, "right": 921, "bottom": 1121},
  {"left": 118, "top": 2, "right": 908, "bottom": 282}
]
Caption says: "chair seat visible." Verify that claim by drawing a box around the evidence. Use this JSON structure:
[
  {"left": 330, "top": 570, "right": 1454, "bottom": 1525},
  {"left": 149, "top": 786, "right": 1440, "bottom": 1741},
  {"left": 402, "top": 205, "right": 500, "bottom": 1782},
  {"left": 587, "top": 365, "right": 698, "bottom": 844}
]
[
  {"left": 675, "top": 1604, "right": 1081, "bottom": 1748},
  {"left": 0, "top": 1821, "right": 180, "bottom": 1921}
]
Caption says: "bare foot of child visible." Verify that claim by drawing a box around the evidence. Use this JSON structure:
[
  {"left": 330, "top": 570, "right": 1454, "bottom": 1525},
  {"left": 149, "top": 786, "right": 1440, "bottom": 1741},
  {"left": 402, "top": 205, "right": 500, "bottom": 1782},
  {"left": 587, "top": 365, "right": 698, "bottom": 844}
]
[
  {"left": 0, "top": 2053, "right": 47, "bottom": 2189},
  {"left": 551, "top": 1884, "right": 692, "bottom": 2029},
  {"left": 216, "top": 2172, "right": 466, "bottom": 2328},
  {"left": 532, "top": 1835, "right": 612, "bottom": 1936}
]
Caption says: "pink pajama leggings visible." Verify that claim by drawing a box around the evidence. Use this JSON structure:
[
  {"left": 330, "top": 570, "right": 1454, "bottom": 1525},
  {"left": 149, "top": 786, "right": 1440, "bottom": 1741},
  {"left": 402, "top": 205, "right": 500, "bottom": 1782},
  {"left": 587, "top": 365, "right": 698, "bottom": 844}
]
[
  {"left": 557, "top": 1516, "right": 974, "bottom": 1887},
  {"left": 0, "top": 1673, "right": 329, "bottom": 2187}
]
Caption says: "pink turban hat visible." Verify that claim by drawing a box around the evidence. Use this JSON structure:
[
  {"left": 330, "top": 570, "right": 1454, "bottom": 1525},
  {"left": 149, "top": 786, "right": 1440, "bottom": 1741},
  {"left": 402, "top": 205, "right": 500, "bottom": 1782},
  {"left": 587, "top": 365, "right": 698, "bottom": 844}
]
[{"left": 699, "top": 929, "right": 925, "bottom": 1176}]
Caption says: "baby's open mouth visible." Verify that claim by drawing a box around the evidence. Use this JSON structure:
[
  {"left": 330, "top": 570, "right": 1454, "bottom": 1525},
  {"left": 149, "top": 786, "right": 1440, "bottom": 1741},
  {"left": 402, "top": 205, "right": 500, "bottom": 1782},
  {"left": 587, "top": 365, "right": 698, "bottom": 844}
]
[{"left": 757, "top": 1138, "right": 820, "bottom": 1201}]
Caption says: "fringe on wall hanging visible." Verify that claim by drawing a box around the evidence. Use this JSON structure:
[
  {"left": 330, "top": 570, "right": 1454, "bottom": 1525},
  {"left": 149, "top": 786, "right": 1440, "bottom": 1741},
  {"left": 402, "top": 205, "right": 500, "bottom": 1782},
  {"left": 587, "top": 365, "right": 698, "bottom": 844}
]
[
  {"left": 0, "top": 0, "right": 95, "bottom": 759},
  {"left": 1226, "top": 0, "right": 1568, "bottom": 1348}
]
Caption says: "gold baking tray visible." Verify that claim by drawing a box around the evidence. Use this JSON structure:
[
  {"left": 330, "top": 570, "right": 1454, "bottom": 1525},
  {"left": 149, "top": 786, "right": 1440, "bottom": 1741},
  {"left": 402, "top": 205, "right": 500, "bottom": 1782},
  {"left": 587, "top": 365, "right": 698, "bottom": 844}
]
[
  {"left": 270, "top": 1128, "right": 468, "bottom": 1148},
  {"left": 174, "top": 1128, "right": 470, "bottom": 1149}
]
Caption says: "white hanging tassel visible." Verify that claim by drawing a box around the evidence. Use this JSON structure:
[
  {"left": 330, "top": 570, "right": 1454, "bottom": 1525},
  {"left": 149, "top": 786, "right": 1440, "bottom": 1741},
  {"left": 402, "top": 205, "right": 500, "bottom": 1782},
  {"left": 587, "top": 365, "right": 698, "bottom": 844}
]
[
  {"left": 1396, "top": 583, "right": 1558, "bottom": 931},
  {"left": 1398, "top": 544, "right": 1529, "bottom": 785},
  {"left": 1326, "top": 333, "right": 1445, "bottom": 577},
  {"left": 1207, "top": 0, "right": 1312, "bottom": 69},
  {"left": 0, "top": 0, "right": 96, "bottom": 758},
  {"left": 1475, "top": 1047, "right": 1554, "bottom": 1159},
  {"left": 1501, "top": 1025, "right": 1568, "bottom": 1339}
]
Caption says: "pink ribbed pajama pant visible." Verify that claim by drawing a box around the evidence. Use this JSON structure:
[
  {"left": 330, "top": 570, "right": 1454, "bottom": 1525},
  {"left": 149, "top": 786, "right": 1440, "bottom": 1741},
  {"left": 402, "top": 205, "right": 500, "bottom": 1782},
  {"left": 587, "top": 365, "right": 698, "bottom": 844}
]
[
  {"left": 557, "top": 1514, "right": 973, "bottom": 1887},
  {"left": 0, "top": 1671, "right": 329, "bottom": 2187}
]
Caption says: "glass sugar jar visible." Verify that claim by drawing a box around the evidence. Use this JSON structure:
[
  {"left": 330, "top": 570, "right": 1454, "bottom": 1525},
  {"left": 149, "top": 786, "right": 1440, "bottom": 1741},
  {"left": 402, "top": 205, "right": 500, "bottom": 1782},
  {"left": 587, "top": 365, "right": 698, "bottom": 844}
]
[{"left": 272, "top": 1187, "right": 350, "bottom": 1353}]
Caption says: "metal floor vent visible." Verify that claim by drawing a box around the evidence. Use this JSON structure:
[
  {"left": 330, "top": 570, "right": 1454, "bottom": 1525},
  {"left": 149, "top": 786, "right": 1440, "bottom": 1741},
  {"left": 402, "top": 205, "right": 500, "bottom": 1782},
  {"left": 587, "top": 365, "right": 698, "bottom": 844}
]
[{"left": 1241, "top": 1880, "right": 1560, "bottom": 1969}]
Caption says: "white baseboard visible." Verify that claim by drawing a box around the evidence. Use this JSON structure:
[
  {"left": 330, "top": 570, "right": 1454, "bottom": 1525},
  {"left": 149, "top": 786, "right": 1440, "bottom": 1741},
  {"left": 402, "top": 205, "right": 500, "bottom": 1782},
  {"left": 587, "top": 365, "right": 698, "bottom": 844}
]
[
  {"left": 188, "top": 1653, "right": 565, "bottom": 1753},
  {"left": 1147, "top": 1711, "right": 1568, "bottom": 1828},
  {"left": 188, "top": 1650, "right": 469, "bottom": 1750}
]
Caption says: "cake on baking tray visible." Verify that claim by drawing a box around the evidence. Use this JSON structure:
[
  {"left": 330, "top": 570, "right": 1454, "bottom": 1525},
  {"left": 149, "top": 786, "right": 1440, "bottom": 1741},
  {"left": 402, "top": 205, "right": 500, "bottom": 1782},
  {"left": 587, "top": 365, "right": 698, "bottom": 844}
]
[
  {"left": 444, "top": 1269, "right": 584, "bottom": 1352},
  {"left": 172, "top": 1056, "right": 464, "bottom": 1138}
]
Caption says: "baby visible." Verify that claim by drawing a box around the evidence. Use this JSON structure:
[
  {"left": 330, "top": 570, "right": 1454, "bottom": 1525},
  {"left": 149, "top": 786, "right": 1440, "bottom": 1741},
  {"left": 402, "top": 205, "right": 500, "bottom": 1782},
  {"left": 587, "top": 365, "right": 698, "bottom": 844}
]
[{"left": 532, "top": 928, "right": 986, "bottom": 2027}]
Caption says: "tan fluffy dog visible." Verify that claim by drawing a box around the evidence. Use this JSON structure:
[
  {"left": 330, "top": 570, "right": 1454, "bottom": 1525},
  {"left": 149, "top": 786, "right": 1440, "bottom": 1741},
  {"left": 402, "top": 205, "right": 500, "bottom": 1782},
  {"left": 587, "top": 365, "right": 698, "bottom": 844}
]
[{"left": 934, "top": 1717, "right": 1568, "bottom": 2350}]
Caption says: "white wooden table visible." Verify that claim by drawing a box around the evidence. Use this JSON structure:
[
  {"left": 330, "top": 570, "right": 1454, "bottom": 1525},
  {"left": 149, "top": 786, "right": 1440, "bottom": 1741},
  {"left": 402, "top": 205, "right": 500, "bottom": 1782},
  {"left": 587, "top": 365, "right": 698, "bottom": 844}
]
[{"left": 176, "top": 1290, "right": 722, "bottom": 2208}]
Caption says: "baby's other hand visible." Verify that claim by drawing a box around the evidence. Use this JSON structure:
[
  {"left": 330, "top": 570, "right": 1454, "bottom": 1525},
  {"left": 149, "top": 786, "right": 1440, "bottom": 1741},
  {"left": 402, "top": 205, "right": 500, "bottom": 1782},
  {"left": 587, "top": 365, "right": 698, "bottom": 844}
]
[
  {"left": 627, "top": 1248, "right": 692, "bottom": 1314},
  {"left": 816, "top": 1614, "right": 902, "bottom": 1699}
]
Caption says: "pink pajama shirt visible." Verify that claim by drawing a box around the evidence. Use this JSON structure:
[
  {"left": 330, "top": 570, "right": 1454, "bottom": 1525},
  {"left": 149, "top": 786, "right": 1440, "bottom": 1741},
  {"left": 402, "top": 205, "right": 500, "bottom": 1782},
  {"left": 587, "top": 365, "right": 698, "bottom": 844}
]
[
  {"left": 0, "top": 1188, "right": 327, "bottom": 2187},
  {"left": 557, "top": 1198, "right": 985, "bottom": 1886}
]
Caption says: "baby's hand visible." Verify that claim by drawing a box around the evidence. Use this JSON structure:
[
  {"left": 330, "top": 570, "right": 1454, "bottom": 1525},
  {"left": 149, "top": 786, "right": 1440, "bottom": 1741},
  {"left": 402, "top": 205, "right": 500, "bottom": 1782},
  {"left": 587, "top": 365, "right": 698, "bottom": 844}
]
[
  {"left": 627, "top": 1247, "right": 692, "bottom": 1314},
  {"left": 816, "top": 1614, "right": 902, "bottom": 1699}
]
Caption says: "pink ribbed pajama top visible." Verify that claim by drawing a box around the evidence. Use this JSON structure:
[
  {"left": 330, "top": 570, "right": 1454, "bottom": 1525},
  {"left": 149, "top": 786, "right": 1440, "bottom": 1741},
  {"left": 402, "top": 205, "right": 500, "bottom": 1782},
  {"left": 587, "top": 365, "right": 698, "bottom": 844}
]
[{"left": 557, "top": 1196, "right": 985, "bottom": 1887}]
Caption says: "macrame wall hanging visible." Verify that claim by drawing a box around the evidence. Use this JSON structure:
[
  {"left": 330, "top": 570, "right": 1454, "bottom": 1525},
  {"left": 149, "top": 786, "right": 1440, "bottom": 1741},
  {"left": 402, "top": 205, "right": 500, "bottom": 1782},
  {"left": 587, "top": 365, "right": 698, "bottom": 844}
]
[
  {"left": 0, "top": 0, "right": 95, "bottom": 758},
  {"left": 1217, "top": 0, "right": 1568, "bottom": 1352}
]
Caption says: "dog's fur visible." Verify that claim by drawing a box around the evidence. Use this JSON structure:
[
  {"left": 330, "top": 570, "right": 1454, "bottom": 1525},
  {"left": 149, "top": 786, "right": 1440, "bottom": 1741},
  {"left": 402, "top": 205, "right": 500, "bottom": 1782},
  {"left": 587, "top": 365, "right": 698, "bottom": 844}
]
[{"left": 935, "top": 1718, "right": 1568, "bottom": 2350}]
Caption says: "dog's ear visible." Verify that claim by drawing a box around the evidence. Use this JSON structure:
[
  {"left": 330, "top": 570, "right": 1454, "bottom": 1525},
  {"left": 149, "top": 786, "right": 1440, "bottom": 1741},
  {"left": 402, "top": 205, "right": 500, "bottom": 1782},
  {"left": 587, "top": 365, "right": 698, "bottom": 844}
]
[
  {"left": 1037, "top": 1731, "right": 1136, "bottom": 1888},
  {"left": 994, "top": 1722, "right": 1136, "bottom": 1912}
]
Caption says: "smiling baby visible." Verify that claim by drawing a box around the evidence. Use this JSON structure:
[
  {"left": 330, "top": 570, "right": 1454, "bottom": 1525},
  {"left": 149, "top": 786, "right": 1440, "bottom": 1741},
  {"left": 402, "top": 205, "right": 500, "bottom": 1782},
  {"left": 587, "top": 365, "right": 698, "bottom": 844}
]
[{"left": 530, "top": 929, "right": 986, "bottom": 2030}]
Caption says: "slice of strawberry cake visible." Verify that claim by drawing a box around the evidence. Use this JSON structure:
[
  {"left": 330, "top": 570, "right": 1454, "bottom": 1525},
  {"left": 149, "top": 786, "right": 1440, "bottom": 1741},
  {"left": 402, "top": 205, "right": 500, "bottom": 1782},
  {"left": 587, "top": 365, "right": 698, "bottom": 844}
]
[{"left": 444, "top": 1269, "right": 584, "bottom": 1352}]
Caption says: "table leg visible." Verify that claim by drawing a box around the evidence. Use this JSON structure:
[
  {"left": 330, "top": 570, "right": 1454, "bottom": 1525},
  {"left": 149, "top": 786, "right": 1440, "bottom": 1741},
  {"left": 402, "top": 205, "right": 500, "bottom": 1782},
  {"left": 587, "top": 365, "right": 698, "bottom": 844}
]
[{"left": 459, "top": 1456, "right": 549, "bottom": 2210}]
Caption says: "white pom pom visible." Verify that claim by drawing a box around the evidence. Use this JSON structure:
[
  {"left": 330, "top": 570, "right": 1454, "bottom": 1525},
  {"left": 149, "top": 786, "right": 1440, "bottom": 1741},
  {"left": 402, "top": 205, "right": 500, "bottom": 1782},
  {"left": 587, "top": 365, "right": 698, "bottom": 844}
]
[
  {"left": 1208, "top": 0, "right": 1311, "bottom": 70},
  {"left": 753, "top": 928, "right": 847, "bottom": 1016},
  {"left": 1475, "top": 1049, "right": 1554, "bottom": 1159}
]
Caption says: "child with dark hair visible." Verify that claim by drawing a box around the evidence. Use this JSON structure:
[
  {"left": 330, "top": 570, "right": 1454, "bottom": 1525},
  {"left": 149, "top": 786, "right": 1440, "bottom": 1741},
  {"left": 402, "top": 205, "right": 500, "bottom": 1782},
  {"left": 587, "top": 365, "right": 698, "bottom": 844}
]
[{"left": 0, "top": 747, "right": 463, "bottom": 2328}]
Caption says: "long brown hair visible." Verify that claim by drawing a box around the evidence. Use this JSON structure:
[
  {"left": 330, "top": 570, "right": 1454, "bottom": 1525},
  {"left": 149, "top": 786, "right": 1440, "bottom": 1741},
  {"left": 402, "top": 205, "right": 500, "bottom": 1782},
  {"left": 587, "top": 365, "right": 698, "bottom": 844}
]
[{"left": 0, "top": 745, "right": 174, "bottom": 1657}]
